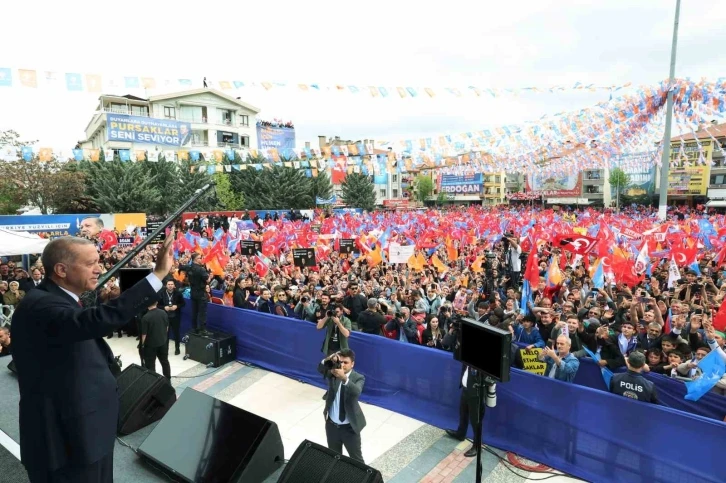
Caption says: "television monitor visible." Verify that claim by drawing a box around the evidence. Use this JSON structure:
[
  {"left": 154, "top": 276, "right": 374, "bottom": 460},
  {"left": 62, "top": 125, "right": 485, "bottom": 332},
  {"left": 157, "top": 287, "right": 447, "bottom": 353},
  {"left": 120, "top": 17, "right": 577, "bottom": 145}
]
[
  {"left": 459, "top": 318, "right": 511, "bottom": 382},
  {"left": 118, "top": 268, "right": 151, "bottom": 293}
]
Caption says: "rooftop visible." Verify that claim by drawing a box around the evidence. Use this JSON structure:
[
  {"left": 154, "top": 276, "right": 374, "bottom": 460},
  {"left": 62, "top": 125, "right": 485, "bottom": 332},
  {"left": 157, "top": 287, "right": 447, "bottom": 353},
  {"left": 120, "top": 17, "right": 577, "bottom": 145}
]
[{"left": 671, "top": 122, "right": 726, "bottom": 141}]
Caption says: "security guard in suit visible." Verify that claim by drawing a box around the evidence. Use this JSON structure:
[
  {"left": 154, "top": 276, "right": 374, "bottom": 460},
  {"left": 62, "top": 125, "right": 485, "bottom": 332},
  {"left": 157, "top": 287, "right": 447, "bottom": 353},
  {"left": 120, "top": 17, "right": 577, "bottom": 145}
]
[
  {"left": 445, "top": 364, "right": 483, "bottom": 457},
  {"left": 609, "top": 351, "right": 659, "bottom": 404},
  {"left": 177, "top": 253, "right": 211, "bottom": 334}
]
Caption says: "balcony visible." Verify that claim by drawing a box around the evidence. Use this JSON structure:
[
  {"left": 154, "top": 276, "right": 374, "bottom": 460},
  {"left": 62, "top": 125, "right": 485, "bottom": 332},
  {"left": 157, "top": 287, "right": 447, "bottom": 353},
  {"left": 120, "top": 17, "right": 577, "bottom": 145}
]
[
  {"left": 179, "top": 115, "right": 208, "bottom": 124},
  {"left": 103, "top": 107, "right": 150, "bottom": 117}
]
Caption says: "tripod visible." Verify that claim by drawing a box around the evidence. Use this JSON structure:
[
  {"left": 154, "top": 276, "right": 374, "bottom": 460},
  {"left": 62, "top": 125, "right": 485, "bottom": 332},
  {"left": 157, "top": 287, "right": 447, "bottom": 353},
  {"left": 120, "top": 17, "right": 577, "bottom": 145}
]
[{"left": 472, "top": 373, "right": 496, "bottom": 483}]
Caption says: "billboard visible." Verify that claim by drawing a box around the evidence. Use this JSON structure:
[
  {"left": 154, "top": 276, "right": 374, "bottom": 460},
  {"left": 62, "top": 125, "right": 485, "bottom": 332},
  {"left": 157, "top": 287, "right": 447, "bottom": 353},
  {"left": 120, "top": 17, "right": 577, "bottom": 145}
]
[
  {"left": 107, "top": 114, "right": 192, "bottom": 147},
  {"left": 256, "top": 125, "right": 296, "bottom": 150},
  {"left": 437, "top": 174, "right": 483, "bottom": 195},
  {"left": 526, "top": 173, "right": 582, "bottom": 197},
  {"left": 668, "top": 140, "right": 713, "bottom": 196},
  {"left": 0, "top": 214, "right": 99, "bottom": 237}
]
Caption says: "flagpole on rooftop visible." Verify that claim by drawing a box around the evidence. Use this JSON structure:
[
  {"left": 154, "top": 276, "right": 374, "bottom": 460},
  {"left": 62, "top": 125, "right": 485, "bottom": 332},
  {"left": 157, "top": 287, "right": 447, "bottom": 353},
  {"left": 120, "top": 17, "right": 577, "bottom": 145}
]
[{"left": 657, "top": 0, "right": 682, "bottom": 221}]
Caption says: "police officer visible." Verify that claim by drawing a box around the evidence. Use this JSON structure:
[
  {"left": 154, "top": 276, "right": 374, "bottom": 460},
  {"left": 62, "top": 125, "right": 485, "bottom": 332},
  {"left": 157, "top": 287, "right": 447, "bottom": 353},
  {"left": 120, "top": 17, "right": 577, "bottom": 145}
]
[{"left": 609, "top": 351, "right": 658, "bottom": 404}]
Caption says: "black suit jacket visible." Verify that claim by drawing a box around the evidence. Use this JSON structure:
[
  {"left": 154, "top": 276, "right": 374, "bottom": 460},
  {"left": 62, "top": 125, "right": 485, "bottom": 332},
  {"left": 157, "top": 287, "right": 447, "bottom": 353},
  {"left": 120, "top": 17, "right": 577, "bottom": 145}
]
[
  {"left": 178, "top": 263, "right": 209, "bottom": 300},
  {"left": 11, "top": 277, "right": 158, "bottom": 472},
  {"left": 158, "top": 288, "right": 185, "bottom": 318}
]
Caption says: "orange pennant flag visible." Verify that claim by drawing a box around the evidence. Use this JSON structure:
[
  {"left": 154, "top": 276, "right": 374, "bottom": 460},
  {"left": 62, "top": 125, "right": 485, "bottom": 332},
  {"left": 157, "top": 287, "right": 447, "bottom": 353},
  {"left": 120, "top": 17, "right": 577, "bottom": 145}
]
[
  {"left": 407, "top": 252, "right": 424, "bottom": 271},
  {"left": 366, "top": 244, "right": 383, "bottom": 267},
  {"left": 471, "top": 255, "right": 484, "bottom": 273},
  {"left": 445, "top": 236, "right": 458, "bottom": 261},
  {"left": 432, "top": 254, "right": 448, "bottom": 273}
]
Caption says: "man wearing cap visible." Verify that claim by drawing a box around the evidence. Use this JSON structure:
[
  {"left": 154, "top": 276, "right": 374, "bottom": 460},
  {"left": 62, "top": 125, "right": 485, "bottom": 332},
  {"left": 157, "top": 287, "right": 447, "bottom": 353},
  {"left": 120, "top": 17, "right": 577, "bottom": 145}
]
[
  {"left": 357, "top": 298, "right": 385, "bottom": 335},
  {"left": 609, "top": 351, "right": 658, "bottom": 404}
]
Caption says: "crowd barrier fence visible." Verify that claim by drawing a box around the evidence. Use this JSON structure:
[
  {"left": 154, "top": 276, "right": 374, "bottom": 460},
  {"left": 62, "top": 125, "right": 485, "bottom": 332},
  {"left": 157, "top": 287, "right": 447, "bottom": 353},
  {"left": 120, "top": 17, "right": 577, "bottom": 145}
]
[{"left": 177, "top": 303, "right": 724, "bottom": 483}]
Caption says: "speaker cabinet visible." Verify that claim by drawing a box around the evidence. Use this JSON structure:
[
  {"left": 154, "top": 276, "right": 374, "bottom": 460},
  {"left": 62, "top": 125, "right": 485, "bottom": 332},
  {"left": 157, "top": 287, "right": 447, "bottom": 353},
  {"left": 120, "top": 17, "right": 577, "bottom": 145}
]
[
  {"left": 278, "top": 440, "right": 383, "bottom": 483},
  {"left": 117, "top": 363, "right": 176, "bottom": 435},
  {"left": 138, "top": 388, "right": 284, "bottom": 483}
]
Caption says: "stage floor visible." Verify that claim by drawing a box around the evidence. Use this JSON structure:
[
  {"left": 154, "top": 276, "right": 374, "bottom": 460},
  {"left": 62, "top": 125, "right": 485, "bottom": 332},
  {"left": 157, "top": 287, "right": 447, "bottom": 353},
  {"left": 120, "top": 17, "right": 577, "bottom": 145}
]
[{"left": 0, "top": 336, "right": 579, "bottom": 482}]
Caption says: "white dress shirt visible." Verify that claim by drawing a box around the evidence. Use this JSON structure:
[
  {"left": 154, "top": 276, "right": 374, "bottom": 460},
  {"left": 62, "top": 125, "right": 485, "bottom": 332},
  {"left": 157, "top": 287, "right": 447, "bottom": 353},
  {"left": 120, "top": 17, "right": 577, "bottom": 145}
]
[
  {"left": 60, "top": 273, "right": 163, "bottom": 303},
  {"left": 327, "top": 369, "right": 351, "bottom": 425}
]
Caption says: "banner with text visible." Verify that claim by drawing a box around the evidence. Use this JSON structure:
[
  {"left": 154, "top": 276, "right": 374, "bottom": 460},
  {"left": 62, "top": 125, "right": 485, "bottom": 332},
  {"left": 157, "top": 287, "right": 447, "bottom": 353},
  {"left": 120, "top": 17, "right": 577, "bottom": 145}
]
[
  {"left": 519, "top": 348, "right": 546, "bottom": 375},
  {"left": 526, "top": 173, "right": 582, "bottom": 197},
  {"left": 388, "top": 243, "right": 416, "bottom": 264},
  {"left": 668, "top": 140, "right": 713, "bottom": 196},
  {"left": 256, "top": 125, "right": 296, "bottom": 150},
  {"left": 0, "top": 214, "right": 100, "bottom": 238},
  {"left": 437, "top": 173, "right": 483, "bottom": 195},
  {"left": 107, "top": 114, "right": 192, "bottom": 147}
]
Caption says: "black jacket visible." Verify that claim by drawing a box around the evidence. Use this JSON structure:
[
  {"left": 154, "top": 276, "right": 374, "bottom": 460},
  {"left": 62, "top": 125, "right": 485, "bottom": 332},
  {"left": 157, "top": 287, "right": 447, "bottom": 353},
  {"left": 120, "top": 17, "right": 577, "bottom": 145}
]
[
  {"left": 158, "top": 288, "right": 185, "bottom": 318},
  {"left": 178, "top": 263, "right": 209, "bottom": 300},
  {"left": 357, "top": 309, "right": 385, "bottom": 335},
  {"left": 609, "top": 370, "right": 659, "bottom": 404},
  {"left": 11, "top": 277, "right": 158, "bottom": 472}
]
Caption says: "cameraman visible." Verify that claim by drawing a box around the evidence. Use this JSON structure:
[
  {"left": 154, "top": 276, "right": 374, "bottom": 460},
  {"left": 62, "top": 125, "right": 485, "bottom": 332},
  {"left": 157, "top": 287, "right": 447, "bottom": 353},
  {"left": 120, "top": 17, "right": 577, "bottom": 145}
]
[
  {"left": 317, "top": 349, "right": 366, "bottom": 463},
  {"left": 294, "top": 292, "right": 318, "bottom": 322},
  {"left": 314, "top": 293, "right": 333, "bottom": 323},
  {"left": 384, "top": 308, "right": 416, "bottom": 343},
  {"left": 503, "top": 231, "right": 522, "bottom": 286},
  {"left": 317, "top": 304, "right": 352, "bottom": 356},
  {"left": 357, "top": 298, "right": 385, "bottom": 335}
]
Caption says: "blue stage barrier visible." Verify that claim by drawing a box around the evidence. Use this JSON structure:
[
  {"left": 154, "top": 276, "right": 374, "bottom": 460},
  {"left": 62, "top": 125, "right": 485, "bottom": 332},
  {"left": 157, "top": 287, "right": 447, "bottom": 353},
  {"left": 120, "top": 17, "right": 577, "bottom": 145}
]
[{"left": 179, "top": 304, "right": 725, "bottom": 483}]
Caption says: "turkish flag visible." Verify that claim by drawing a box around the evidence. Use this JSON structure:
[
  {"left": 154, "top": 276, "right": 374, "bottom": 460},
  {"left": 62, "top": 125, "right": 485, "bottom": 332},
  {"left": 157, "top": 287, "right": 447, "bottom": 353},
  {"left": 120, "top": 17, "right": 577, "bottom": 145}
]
[
  {"left": 98, "top": 230, "right": 118, "bottom": 251},
  {"left": 712, "top": 298, "right": 726, "bottom": 332},
  {"left": 553, "top": 234, "right": 598, "bottom": 255}
]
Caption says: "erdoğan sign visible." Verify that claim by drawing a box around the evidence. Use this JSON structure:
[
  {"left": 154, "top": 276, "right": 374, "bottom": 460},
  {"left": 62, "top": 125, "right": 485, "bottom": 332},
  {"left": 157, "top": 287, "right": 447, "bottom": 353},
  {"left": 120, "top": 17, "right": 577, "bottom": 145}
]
[{"left": 293, "top": 248, "right": 316, "bottom": 268}]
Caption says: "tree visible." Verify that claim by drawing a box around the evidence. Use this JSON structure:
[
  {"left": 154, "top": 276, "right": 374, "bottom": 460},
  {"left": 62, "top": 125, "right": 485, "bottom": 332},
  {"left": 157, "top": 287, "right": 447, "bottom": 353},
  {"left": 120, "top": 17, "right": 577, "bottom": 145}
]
[
  {"left": 0, "top": 129, "right": 36, "bottom": 148},
  {"left": 309, "top": 170, "right": 333, "bottom": 204},
  {"left": 81, "top": 160, "right": 161, "bottom": 213},
  {"left": 609, "top": 167, "right": 631, "bottom": 210},
  {"left": 0, "top": 178, "right": 25, "bottom": 214},
  {"left": 0, "top": 160, "right": 87, "bottom": 214},
  {"left": 258, "top": 166, "right": 313, "bottom": 209},
  {"left": 144, "top": 158, "right": 182, "bottom": 215},
  {"left": 415, "top": 174, "right": 434, "bottom": 202},
  {"left": 341, "top": 173, "right": 376, "bottom": 211},
  {"left": 213, "top": 172, "right": 245, "bottom": 210},
  {"left": 172, "top": 159, "right": 217, "bottom": 212}
]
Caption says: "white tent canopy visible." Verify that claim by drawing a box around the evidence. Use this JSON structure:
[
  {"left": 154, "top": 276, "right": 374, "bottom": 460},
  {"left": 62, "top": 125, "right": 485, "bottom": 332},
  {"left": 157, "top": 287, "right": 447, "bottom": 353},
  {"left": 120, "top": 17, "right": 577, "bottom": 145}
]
[{"left": 0, "top": 228, "right": 49, "bottom": 256}]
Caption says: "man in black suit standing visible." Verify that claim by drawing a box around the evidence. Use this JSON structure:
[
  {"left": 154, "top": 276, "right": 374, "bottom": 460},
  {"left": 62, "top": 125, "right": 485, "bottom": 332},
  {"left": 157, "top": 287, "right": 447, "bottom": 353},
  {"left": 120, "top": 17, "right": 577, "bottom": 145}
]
[
  {"left": 11, "top": 232, "right": 174, "bottom": 483},
  {"left": 159, "top": 279, "right": 185, "bottom": 355},
  {"left": 178, "top": 253, "right": 211, "bottom": 334},
  {"left": 20, "top": 267, "right": 44, "bottom": 292},
  {"left": 445, "top": 364, "right": 483, "bottom": 457},
  {"left": 318, "top": 349, "right": 367, "bottom": 463},
  {"left": 140, "top": 301, "right": 171, "bottom": 380}
]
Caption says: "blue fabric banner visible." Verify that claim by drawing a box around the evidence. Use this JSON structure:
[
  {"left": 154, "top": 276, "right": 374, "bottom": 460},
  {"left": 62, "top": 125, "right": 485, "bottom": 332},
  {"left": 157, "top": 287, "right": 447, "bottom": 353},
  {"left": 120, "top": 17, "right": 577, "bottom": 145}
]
[
  {"left": 107, "top": 114, "right": 192, "bottom": 147},
  {"left": 178, "top": 304, "right": 725, "bottom": 483}
]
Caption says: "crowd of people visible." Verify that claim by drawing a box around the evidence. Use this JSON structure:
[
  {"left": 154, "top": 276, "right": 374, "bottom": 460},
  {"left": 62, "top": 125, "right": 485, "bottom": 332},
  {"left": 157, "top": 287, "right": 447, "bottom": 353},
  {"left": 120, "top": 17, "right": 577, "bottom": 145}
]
[
  {"left": 8, "top": 205, "right": 726, "bottom": 403},
  {"left": 256, "top": 119, "right": 295, "bottom": 129}
]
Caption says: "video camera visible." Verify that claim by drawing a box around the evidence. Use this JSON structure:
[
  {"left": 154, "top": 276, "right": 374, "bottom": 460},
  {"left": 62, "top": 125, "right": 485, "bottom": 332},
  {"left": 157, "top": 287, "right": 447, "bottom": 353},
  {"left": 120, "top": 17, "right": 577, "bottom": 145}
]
[{"left": 323, "top": 355, "right": 342, "bottom": 370}]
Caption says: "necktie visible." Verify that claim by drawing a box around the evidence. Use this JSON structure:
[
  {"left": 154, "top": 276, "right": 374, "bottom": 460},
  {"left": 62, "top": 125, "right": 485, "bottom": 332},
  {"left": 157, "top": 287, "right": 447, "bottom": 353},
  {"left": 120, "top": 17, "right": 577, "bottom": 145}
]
[
  {"left": 338, "top": 381, "right": 346, "bottom": 421},
  {"left": 77, "top": 300, "right": 83, "bottom": 307}
]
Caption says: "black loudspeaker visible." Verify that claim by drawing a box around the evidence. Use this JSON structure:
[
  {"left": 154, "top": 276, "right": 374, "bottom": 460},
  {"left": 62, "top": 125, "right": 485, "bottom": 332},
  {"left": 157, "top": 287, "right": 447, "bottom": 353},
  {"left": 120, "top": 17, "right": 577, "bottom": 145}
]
[
  {"left": 278, "top": 440, "right": 383, "bottom": 483},
  {"left": 117, "top": 363, "right": 176, "bottom": 435},
  {"left": 138, "top": 388, "right": 284, "bottom": 483},
  {"left": 184, "top": 331, "right": 236, "bottom": 368}
]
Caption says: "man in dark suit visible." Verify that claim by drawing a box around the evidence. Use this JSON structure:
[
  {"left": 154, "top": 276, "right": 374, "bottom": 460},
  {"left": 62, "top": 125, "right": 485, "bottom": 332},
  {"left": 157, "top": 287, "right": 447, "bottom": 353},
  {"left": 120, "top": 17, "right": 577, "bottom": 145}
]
[
  {"left": 178, "top": 253, "right": 211, "bottom": 334},
  {"left": 11, "top": 233, "right": 174, "bottom": 483},
  {"left": 445, "top": 364, "right": 483, "bottom": 457},
  {"left": 141, "top": 301, "right": 171, "bottom": 380},
  {"left": 20, "top": 267, "right": 44, "bottom": 292},
  {"left": 159, "top": 279, "right": 185, "bottom": 355},
  {"left": 317, "top": 349, "right": 366, "bottom": 463}
]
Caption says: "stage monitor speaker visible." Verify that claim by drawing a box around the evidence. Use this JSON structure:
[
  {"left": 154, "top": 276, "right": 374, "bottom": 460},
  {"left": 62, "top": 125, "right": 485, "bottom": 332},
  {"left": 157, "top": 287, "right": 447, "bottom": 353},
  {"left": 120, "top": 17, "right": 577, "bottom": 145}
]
[
  {"left": 278, "top": 440, "right": 383, "bottom": 483},
  {"left": 119, "top": 267, "right": 152, "bottom": 293},
  {"left": 138, "top": 388, "right": 284, "bottom": 483},
  {"left": 117, "top": 363, "right": 176, "bottom": 435}
]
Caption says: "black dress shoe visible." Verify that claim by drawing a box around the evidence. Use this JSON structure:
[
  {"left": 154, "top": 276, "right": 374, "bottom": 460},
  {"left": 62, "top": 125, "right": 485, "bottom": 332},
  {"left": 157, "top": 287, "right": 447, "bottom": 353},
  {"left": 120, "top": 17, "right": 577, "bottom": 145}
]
[
  {"left": 106, "top": 334, "right": 113, "bottom": 339},
  {"left": 175, "top": 349, "right": 181, "bottom": 356},
  {"left": 445, "top": 429, "right": 465, "bottom": 441},
  {"left": 464, "top": 446, "right": 478, "bottom": 457}
]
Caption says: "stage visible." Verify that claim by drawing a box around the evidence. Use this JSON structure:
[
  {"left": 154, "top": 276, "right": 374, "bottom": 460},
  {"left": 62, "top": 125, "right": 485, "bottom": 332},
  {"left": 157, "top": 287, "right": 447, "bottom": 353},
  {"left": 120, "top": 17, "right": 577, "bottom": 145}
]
[{"left": 0, "top": 335, "right": 577, "bottom": 483}]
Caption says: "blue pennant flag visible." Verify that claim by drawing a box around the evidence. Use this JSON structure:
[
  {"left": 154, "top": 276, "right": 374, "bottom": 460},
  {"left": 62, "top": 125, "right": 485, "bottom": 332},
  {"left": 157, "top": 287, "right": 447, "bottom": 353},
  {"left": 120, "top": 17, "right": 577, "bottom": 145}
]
[{"left": 684, "top": 349, "right": 726, "bottom": 401}]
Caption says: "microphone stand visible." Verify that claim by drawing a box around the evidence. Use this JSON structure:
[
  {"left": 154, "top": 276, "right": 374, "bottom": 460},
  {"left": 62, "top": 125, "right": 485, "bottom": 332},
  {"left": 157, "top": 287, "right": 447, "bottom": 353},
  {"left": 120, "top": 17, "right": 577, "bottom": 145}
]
[
  {"left": 472, "top": 373, "right": 496, "bottom": 483},
  {"left": 95, "top": 182, "right": 215, "bottom": 289}
]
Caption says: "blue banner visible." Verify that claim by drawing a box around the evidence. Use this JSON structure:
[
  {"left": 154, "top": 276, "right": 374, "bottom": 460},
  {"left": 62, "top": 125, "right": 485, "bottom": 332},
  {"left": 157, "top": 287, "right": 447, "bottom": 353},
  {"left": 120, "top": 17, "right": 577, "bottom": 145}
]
[
  {"left": 315, "top": 195, "right": 337, "bottom": 205},
  {"left": 439, "top": 173, "right": 482, "bottom": 194},
  {"left": 256, "top": 125, "right": 296, "bottom": 150},
  {"left": 107, "top": 114, "right": 192, "bottom": 147},
  {"left": 373, "top": 173, "right": 388, "bottom": 184},
  {"left": 0, "top": 214, "right": 100, "bottom": 237}
]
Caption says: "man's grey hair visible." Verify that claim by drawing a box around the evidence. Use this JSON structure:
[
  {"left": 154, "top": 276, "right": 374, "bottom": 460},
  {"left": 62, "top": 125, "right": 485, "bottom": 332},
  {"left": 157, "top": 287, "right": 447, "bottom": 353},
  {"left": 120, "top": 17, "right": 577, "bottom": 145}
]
[
  {"left": 0, "top": 326, "right": 9, "bottom": 335},
  {"left": 41, "top": 237, "right": 95, "bottom": 276},
  {"left": 83, "top": 217, "right": 104, "bottom": 229}
]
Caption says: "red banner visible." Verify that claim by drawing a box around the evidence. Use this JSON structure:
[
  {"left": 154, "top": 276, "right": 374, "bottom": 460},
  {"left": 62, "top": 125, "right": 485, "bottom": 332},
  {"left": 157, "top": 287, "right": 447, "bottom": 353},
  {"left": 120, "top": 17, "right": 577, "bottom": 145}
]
[{"left": 553, "top": 234, "right": 598, "bottom": 255}]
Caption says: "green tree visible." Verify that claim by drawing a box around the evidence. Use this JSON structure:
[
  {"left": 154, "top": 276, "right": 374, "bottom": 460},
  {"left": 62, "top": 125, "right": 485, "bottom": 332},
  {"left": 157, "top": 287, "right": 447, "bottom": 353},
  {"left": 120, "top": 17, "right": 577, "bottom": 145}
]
[
  {"left": 341, "top": 173, "right": 376, "bottom": 211},
  {"left": 0, "top": 129, "right": 36, "bottom": 148},
  {"left": 609, "top": 167, "right": 631, "bottom": 210},
  {"left": 213, "top": 172, "right": 245, "bottom": 210},
  {"left": 415, "top": 174, "right": 434, "bottom": 202},
  {"left": 0, "top": 178, "right": 25, "bottom": 214},
  {"left": 172, "top": 159, "right": 217, "bottom": 212},
  {"left": 82, "top": 160, "right": 161, "bottom": 213},
  {"left": 259, "top": 166, "right": 313, "bottom": 209},
  {"left": 144, "top": 158, "right": 181, "bottom": 215},
  {"left": 309, "top": 170, "right": 333, "bottom": 204},
  {"left": 0, "top": 160, "right": 87, "bottom": 214}
]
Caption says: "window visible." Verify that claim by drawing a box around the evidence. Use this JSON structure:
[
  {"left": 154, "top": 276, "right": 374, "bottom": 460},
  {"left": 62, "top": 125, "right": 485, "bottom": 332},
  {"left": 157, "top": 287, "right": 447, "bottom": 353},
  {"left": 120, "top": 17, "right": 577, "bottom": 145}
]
[
  {"left": 240, "top": 136, "right": 249, "bottom": 147},
  {"left": 494, "top": 176, "right": 501, "bottom": 183},
  {"left": 218, "top": 109, "right": 233, "bottom": 125},
  {"left": 379, "top": 189, "right": 386, "bottom": 198},
  {"left": 711, "top": 174, "right": 725, "bottom": 185},
  {"left": 240, "top": 115, "right": 249, "bottom": 127},
  {"left": 586, "top": 185, "right": 602, "bottom": 193},
  {"left": 164, "top": 106, "right": 176, "bottom": 119},
  {"left": 392, "top": 189, "right": 398, "bottom": 198},
  {"left": 131, "top": 105, "right": 148, "bottom": 116},
  {"left": 392, "top": 174, "right": 398, "bottom": 183}
]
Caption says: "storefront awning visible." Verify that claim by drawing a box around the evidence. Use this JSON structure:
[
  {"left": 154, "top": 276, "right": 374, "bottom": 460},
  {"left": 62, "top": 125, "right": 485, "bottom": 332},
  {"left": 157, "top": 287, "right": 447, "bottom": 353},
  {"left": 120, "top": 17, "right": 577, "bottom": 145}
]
[{"left": 706, "top": 200, "right": 726, "bottom": 207}]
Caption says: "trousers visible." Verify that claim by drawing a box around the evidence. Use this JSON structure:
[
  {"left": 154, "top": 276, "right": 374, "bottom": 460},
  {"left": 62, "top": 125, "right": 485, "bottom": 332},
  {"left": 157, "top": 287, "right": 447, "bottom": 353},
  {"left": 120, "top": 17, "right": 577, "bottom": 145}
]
[
  {"left": 325, "top": 419, "right": 364, "bottom": 463},
  {"left": 143, "top": 344, "right": 171, "bottom": 380},
  {"left": 168, "top": 316, "right": 181, "bottom": 350},
  {"left": 455, "top": 389, "right": 482, "bottom": 447},
  {"left": 26, "top": 451, "right": 113, "bottom": 483},
  {"left": 190, "top": 299, "right": 208, "bottom": 331}
]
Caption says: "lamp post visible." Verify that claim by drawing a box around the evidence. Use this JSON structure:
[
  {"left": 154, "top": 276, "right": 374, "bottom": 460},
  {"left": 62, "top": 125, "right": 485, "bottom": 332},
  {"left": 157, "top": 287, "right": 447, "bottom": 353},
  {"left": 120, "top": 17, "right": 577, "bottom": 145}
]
[{"left": 657, "top": 0, "right": 682, "bottom": 221}]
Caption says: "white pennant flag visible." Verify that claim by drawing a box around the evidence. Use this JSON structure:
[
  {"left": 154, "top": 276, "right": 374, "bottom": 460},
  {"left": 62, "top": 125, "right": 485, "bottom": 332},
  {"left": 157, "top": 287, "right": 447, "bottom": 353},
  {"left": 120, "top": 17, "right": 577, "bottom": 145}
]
[
  {"left": 634, "top": 242, "right": 649, "bottom": 274},
  {"left": 668, "top": 256, "right": 681, "bottom": 288}
]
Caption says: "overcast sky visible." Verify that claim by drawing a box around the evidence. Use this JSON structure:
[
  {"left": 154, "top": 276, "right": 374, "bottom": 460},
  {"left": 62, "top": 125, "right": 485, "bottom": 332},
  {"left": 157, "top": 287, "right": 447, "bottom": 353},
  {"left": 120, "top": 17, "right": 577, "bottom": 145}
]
[{"left": 0, "top": 0, "right": 724, "bottom": 150}]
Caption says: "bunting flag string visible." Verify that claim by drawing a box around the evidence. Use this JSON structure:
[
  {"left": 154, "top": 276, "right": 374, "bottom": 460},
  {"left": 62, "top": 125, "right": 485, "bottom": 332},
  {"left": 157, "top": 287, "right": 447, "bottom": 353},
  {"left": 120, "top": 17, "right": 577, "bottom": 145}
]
[
  {"left": 0, "top": 66, "right": 633, "bottom": 99},
  {"left": 2, "top": 78, "right": 725, "bottom": 177}
]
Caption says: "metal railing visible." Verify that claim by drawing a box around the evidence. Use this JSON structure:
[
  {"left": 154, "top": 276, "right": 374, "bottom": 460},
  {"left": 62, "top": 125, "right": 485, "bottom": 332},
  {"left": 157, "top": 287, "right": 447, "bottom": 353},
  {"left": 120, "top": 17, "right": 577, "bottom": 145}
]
[{"left": 104, "top": 107, "right": 150, "bottom": 117}]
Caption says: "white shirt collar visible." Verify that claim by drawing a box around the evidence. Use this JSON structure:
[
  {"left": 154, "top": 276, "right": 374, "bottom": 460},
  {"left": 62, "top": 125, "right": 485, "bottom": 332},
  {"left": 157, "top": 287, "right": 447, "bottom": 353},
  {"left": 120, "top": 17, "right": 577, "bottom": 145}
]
[{"left": 58, "top": 285, "right": 80, "bottom": 302}]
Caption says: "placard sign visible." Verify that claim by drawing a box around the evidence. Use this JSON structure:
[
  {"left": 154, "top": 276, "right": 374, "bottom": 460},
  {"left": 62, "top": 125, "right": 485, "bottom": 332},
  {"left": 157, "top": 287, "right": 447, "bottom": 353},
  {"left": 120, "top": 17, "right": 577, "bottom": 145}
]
[
  {"left": 339, "top": 238, "right": 355, "bottom": 254},
  {"left": 293, "top": 248, "right": 316, "bottom": 267},
  {"left": 118, "top": 236, "right": 134, "bottom": 247},
  {"left": 519, "top": 348, "right": 546, "bottom": 375},
  {"left": 241, "top": 240, "right": 262, "bottom": 256}
]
